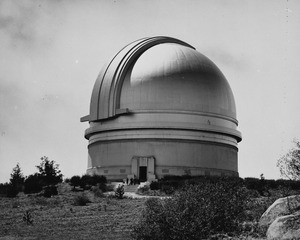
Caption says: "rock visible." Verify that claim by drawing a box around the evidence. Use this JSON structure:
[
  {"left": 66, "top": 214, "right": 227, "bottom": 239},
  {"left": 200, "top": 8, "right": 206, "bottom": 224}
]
[
  {"left": 260, "top": 195, "right": 300, "bottom": 228},
  {"left": 267, "top": 211, "right": 300, "bottom": 240}
]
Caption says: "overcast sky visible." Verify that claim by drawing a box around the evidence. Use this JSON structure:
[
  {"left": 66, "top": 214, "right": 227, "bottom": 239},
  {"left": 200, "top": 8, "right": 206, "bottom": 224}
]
[{"left": 1, "top": 0, "right": 300, "bottom": 183}]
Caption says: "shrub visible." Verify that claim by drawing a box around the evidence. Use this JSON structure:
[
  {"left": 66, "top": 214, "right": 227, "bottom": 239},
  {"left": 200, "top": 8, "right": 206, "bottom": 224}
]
[
  {"left": 106, "top": 184, "right": 115, "bottom": 192},
  {"left": 79, "top": 175, "right": 92, "bottom": 189},
  {"left": 6, "top": 183, "right": 19, "bottom": 198},
  {"left": 23, "top": 210, "right": 33, "bottom": 225},
  {"left": 150, "top": 181, "right": 160, "bottom": 190},
  {"left": 158, "top": 175, "right": 243, "bottom": 194},
  {"left": 91, "top": 185, "right": 104, "bottom": 197},
  {"left": 161, "top": 175, "right": 190, "bottom": 181},
  {"left": 90, "top": 175, "right": 107, "bottom": 185},
  {"left": 0, "top": 183, "right": 19, "bottom": 198},
  {"left": 70, "top": 175, "right": 81, "bottom": 190},
  {"left": 43, "top": 185, "right": 58, "bottom": 198},
  {"left": 265, "top": 179, "right": 277, "bottom": 189},
  {"left": 64, "top": 178, "right": 70, "bottom": 183},
  {"left": 0, "top": 183, "right": 8, "bottom": 195},
  {"left": 114, "top": 184, "right": 125, "bottom": 199},
  {"left": 79, "top": 174, "right": 107, "bottom": 189},
  {"left": 244, "top": 178, "right": 260, "bottom": 189},
  {"left": 24, "top": 174, "right": 43, "bottom": 194},
  {"left": 78, "top": 174, "right": 107, "bottom": 191},
  {"left": 161, "top": 184, "right": 175, "bottom": 195},
  {"left": 98, "top": 182, "right": 107, "bottom": 192},
  {"left": 73, "top": 193, "right": 91, "bottom": 206},
  {"left": 132, "top": 181, "right": 248, "bottom": 239},
  {"left": 136, "top": 183, "right": 150, "bottom": 194}
]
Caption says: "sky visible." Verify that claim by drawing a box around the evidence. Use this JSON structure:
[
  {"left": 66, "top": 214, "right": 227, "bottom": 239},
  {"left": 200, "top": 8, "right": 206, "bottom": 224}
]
[{"left": 0, "top": 0, "right": 300, "bottom": 183}]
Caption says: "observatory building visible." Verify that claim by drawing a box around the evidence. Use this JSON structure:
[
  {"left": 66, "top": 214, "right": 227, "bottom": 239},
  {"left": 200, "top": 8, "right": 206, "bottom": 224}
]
[{"left": 81, "top": 36, "right": 242, "bottom": 181}]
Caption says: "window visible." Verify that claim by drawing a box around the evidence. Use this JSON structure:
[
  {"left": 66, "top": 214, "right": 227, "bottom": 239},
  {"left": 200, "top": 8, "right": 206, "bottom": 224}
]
[
  {"left": 120, "top": 169, "right": 126, "bottom": 173},
  {"left": 162, "top": 169, "right": 169, "bottom": 173},
  {"left": 104, "top": 170, "right": 108, "bottom": 174}
]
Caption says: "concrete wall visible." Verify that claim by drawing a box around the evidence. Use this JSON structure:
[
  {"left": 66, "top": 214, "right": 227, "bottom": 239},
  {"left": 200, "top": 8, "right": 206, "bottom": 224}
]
[{"left": 87, "top": 139, "right": 238, "bottom": 179}]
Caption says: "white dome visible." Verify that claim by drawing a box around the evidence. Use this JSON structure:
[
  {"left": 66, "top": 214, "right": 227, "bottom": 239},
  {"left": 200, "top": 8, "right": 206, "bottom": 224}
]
[{"left": 81, "top": 36, "right": 242, "bottom": 180}]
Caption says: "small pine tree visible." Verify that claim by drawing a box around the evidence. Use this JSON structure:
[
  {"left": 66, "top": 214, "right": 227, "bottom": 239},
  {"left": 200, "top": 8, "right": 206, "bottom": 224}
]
[
  {"left": 115, "top": 184, "right": 125, "bottom": 199},
  {"left": 9, "top": 163, "right": 25, "bottom": 196},
  {"left": 36, "top": 156, "right": 63, "bottom": 186}
]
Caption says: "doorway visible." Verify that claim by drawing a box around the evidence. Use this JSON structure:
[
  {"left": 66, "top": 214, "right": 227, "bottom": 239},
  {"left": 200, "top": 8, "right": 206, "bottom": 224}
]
[
  {"left": 131, "top": 156, "right": 155, "bottom": 182},
  {"left": 139, "top": 166, "right": 147, "bottom": 182}
]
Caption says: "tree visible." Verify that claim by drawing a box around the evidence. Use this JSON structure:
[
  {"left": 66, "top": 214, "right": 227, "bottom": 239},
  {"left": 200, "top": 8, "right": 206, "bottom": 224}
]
[
  {"left": 24, "top": 173, "right": 43, "bottom": 194},
  {"left": 277, "top": 139, "right": 300, "bottom": 180},
  {"left": 70, "top": 175, "right": 81, "bottom": 190},
  {"left": 36, "top": 156, "right": 63, "bottom": 186},
  {"left": 9, "top": 163, "right": 25, "bottom": 192}
]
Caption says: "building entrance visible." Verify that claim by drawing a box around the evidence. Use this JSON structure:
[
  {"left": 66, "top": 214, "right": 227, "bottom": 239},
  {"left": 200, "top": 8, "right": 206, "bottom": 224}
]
[
  {"left": 139, "top": 166, "right": 147, "bottom": 182},
  {"left": 131, "top": 156, "right": 156, "bottom": 181}
]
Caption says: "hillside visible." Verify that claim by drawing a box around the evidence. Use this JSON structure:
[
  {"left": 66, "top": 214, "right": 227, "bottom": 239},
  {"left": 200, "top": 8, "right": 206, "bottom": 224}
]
[{"left": 0, "top": 184, "right": 146, "bottom": 240}]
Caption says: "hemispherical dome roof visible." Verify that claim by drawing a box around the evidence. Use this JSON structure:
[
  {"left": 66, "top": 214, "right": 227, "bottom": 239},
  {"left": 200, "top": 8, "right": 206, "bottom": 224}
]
[
  {"left": 85, "top": 36, "right": 238, "bottom": 130},
  {"left": 85, "top": 37, "right": 237, "bottom": 125},
  {"left": 120, "top": 42, "right": 236, "bottom": 119},
  {"left": 81, "top": 36, "right": 242, "bottom": 143}
]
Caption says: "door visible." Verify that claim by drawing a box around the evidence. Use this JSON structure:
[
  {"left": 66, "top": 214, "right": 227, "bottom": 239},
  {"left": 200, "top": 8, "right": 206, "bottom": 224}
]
[{"left": 139, "top": 166, "right": 147, "bottom": 182}]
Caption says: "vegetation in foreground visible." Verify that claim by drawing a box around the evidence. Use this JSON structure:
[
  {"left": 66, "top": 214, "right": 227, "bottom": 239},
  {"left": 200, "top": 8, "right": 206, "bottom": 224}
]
[
  {"left": 1, "top": 178, "right": 300, "bottom": 239},
  {"left": 0, "top": 183, "right": 146, "bottom": 240},
  {"left": 1, "top": 142, "right": 300, "bottom": 240},
  {"left": 132, "top": 177, "right": 300, "bottom": 240}
]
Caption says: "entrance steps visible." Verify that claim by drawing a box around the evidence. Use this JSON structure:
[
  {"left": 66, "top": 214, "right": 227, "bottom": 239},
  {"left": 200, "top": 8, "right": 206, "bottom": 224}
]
[{"left": 124, "top": 184, "right": 138, "bottom": 193}]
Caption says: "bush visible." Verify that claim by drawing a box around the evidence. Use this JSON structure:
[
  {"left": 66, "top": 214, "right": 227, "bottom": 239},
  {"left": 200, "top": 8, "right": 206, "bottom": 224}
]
[
  {"left": 150, "top": 181, "right": 160, "bottom": 190},
  {"left": 24, "top": 174, "right": 43, "bottom": 194},
  {"left": 161, "top": 185, "right": 174, "bottom": 195},
  {"left": 43, "top": 185, "right": 58, "bottom": 198},
  {"left": 91, "top": 185, "right": 104, "bottom": 197},
  {"left": 136, "top": 183, "right": 150, "bottom": 194},
  {"left": 80, "top": 174, "right": 93, "bottom": 189},
  {"left": 114, "top": 184, "right": 125, "bottom": 199},
  {"left": 70, "top": 175, "right": 81, "bottom": 189},
  {"left": 73, "top": 194, "right": 91, "bottom": 206},
  {"left": 6, "top": 183, "right": 19, "bottom": 198},
  {"left": 0, "top": 183, "right": 19, "bottom": 198},
  {"left": 98, "top": 182, "right": 107, "bottom": 192},
  {"left": 64, "top": 178, "right": 70, "bottom": 183},
  {"left": 158, "top": 175, "right": 244, "bottom": 194},
  {"left": 161, "top": 175, "right": 192, "bottom": 181},
  {"left": 78, "top": 174, "right": 107, "bottom": 190},
  {"left": 132, "top": 181, "right": 248, "bottom": 239},
  {"left": 106, "top": 184, "right": 115, "bottom": 192},
  {"left": 279, "top": 179, "right": 300, "bottom": 190},
  {"left": 90, "top": 175, "right": 107, "bottom": 185},
  {"left": 0, "top": 183, "right": 8, "bottom": 196}
]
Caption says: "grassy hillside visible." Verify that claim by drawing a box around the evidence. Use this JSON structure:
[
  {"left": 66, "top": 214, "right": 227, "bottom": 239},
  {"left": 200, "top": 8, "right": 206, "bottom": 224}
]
[
  {"left": 0, "top": 184, "right": 146, "bottom": 240},
  {"left": 1, "top": 181, "right": 300, "bottom": 240}
]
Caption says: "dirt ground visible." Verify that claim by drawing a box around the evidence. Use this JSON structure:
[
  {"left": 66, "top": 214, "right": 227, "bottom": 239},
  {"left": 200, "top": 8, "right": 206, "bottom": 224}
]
[{"left": 0, "top": 184, "right": 146, "bottom": 240}]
